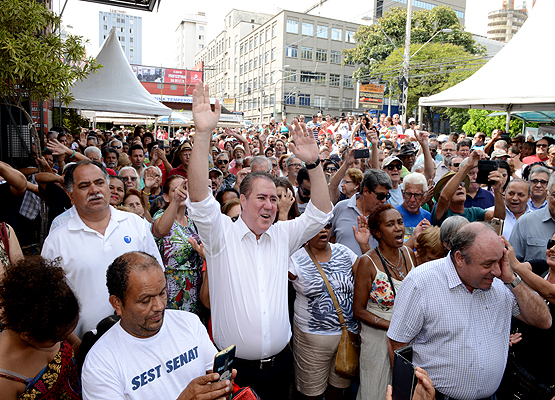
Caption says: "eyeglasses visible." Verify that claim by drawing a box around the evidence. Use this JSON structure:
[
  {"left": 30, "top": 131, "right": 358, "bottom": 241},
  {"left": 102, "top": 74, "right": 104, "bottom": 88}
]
[
  {"left": 386, "top": 164, "right": 403, "bottom": 171},
  {"left": 290, "top": 163, "right": 303, "bottom": 168},
  {"left": 122, "top": 177, "right": 137, "bottom": 181},
  {"left": 325, "top": 167, "right": 338, "bottom": 172},
  {"left": 536, "top": 143, "right": 548, "bottom": 148},
  {"left": 217, "top": 159, "right": 229, "bottom": 165},
  {"left": 231, "top": 215, "right": 239, "bottom": 222},
  {"left": 453, "top": 163, "right": 461, "bottom": 167},
  {"left": 548, "top": 239, "right": 555, "bottom": 250},
  {"left": 403, "top": 192, "right": 424, "bottom": 200},
  {"left": 372, "top": 190, "right": 391, "bottom": 201},
  {"left": 324, "top": 222, "right": 332, "bottom": 229},
  {"left": 343, "top": 180, "right": 354, "bottom": 185},
  {"left": 112, "top": 145, "right": 122, "bottom": 149},
  {"left": 299, "top": 185, "right": 310, "bottom": 196},
  {"left": 271, "top": 164, "right": 278, "bottom": 168},
  {"left": 530, "top": 179, "right": 548, "bottom": 187}
]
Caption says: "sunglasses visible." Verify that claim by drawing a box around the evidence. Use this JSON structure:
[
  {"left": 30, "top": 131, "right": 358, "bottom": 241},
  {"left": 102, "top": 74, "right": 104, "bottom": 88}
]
[
  {"left": 325, "top": 167, "right": 338, "bottom": 172},
  {"left": 548, "top": 239, "right": 555, "bottom": 250},
  {"left": 324, "top": 222, "right": 333, "bottom": 229},
  {"left": 453, "top": 162, "right": 460, "bottom": 167},
  {"left": 386, "top": 164, "right": 402, "bottom": 171},
  {"left": 217, "top": 159, "right": 229, "bottom": 165},
  {"left": 372, "top": 190, "right": 391, "bottom": 201},
  {"left": 231, "top": 215, "right": 239, "bottom": 222},
  {"left": 112, "top": 145, "right": 122, "bottom": 149},
  {"left": 536, "top": 143, "right": 548, "bottom": 148},
  {"left": 122, "top": 177, "right": 137, "bottom": 181}
]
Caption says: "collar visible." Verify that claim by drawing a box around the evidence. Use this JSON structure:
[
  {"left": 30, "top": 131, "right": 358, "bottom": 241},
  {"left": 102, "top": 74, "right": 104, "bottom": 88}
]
[
  {"left": 348, "top": 193, "right": 362, "bottom": 214},
  {"left": 445, "top": 253, "right": 465, "bottom": 290},
  {"left": 505, "top": 204, "right": 531, "bottom": 220},
  {"left": 67, "top": 206, "right": 125, "bottom": 232},
  {"left": 540, "top": 205, "right": 555, "bottom": 222},
  {"left": 235, "top": 213, "right": 273, "bottom": 242}
]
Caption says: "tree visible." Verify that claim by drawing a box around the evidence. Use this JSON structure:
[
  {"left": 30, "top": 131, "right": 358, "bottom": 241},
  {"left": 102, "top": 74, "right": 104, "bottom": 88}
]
[
  {"left": 0, "top": 0, "right": 100, "bottom": 156},
  {"left": 461, "top": 109, "right": 540, "bottom": 136},
  {"left": 369, "top": 43, "right": 485, "bottom": 127}
]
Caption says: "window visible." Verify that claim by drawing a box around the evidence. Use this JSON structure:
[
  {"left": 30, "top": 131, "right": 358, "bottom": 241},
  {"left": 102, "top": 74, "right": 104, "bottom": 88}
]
[
  {"left": 240, "top": 64, "right": 244, "bottom": 74},
  {"left": 130, "top": 37, "right": 133, "bottom": 43},
  {"left": 330, "top": 74, "right": 340, "bottom": 86},
  {"left": 103, "top": 25, "right": 107, "bottom": 30},
  {"left": 200, "top": 26, "right": 204, "bottom": 31},
  {"left": 240, "top": 44, "right": 244, "bottom": 55},
  {"left": 254, "top": 36, "right": 258, "bottom": 47},
  {"left": 328, "top": 96, "right": 339, "bottom": 107},
  {"left": 301, "top": 46, "right": 313, "bottom": 60},
  {"left": 260, "top": 33, "right": 264, "bottom": 44},
  {"left": 302, "top": 22, "right": 314, "bottom": 36},
  {"left": 272, "top": 24, "right": 276, "bottom": 37},
  {"left": 300, "top": 71, "right": 314, "bottom": 83},
  {"left": 271, "top": 71, "right": 276, "bottom": 83},
  {"left": 343, "top": 75, "right": 353, "bottom": 88},
  {"left": 270, "top": 94, "right": 275, "bottom": 106},
  {"left": 285, "top": 68, "right": 297, "bottom": 81},
  {"left": 265, "top": 51, "right": 270, "bottom": 63},
  {"left": 346, "top": 30, "right": 356, "bottom": 43},
  {"left": 264, "top": 73, "right": 269, "bottom": 84},
  {"left": 286, "top": 20, "right": 299, "bottom": 34},
  {"left": 253, "top": 78, "right": 257, "bottom": 90},
  {"left": 157, "top": 83, "right": 164, "bottom": 89},
  {"left": 314, "top": 72, "right": 326, "bottom": 84},
  {"left": 285, "top": 93, "right": 296, "bottom": 105},
  {"left": 249, "top": 39, "right": 253, "bottom": 51},
  {"left": 271, "top": 48, "right": 276, "bottom": 60},
  {"left": 314, "top": 95, "right": 326, "bottom": 107},
  {"left": 249, "top": 59, "right": 252, "bottom": 70},
  {"left": 343, "top": 98, "right": 352, "bottom": 108},
  {"left": 316, "top": 49, "right": 327, "bottom": 62},
  {"left": 266, "top": 28, "right": 270, "bottom": 41},
  {"left": 170, "top": 84, "right": 177, "bottom": 90},
  {"left": 331, "top": 28, "right": 342, "bottom": 41},
  {"left": 253, "top": 57, "right": 258, "bottom": 69},
  {"left": 286, "top": 45, "right": 298, "bottom": 58},
  {"left": 239, "top": 82, "right": 243, "bottom": 93},
  {"left": 317, "top": 25, "right": 328, "bottom": 38},
  {"left": 299, "top": 94, "right": 310, "bottom": 106},
  {"left": 199, "top": 35, "right": 204, "bottom": 40},
  {"left": 331, "top": 51, "right": 342, "bottom": 64},
  {"left": 264, "top": 96, "right": 269, "bottom": 107}
]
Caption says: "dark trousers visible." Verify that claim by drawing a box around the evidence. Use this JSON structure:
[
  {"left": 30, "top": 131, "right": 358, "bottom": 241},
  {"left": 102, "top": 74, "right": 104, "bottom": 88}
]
[{"left": 233, "top": 346, "right": 293, "bottom": 400}]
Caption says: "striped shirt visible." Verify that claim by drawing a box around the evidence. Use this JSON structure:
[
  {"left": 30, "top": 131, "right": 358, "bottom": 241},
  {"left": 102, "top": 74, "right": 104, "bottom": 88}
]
[{"left": 387, "top": 255, "right": 519, "bottom": 400}]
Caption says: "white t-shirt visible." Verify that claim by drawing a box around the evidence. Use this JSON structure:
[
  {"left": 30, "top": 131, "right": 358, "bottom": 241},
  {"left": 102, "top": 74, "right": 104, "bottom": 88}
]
[
  {"left": 41, "top": 208, "right": 163, "bottom": 337},
  {"left": 82, "top": 310, "right": 217, "bottom": 400}
]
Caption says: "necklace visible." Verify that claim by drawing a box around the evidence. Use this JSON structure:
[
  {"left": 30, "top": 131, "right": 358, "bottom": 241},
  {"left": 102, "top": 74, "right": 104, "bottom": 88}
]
[{"left": 377, "top": 248, "right": 405, "bottom": 279}]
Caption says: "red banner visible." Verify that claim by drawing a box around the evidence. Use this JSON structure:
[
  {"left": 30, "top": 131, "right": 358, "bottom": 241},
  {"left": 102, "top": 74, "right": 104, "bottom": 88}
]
[
  {"left": 164, "top": 68, "right": 187, "bottom": 84},
  {"left": 186, "top": 70, "right": 203, "bottom": 95}
]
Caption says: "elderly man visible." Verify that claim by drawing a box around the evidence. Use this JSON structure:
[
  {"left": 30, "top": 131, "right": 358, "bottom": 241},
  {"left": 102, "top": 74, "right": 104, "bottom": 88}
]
[
  {"left": 209, "top": 167, "right": 223, "bottom": 196},
  {"left": 215, "top": 152, "right": 236, "bottom": 191},
  {"left": 41, "top": 160, "right": 162, "bottom": 337},
  {"left": 286, "top": 155, "right": 303, "bottom": 187},
  {"left": 109, "top": 139, "right": 123, "bottom": 153},
  {"left": 396, "top": 172, "right": 431, "bottom": 248},
  {"left": 448, "top": 156, "right": 463, "bottom": 173},
  {"left": 431, "top": 150, "right": 505, "bottom": 226},
  {"left": 434, "top": 141, "right": 456, "bottom": 182},
  {"left": 487, "top": 179, "right": 531, "bottom": 239},
  {"left": 186, "top": 83, "right": 332, "bottom": 400},
  {"left": 510, "top": 173, "right": 555, "bottom": 262},
  {"left": 381, "top": 156, "right": 404, "bottom": 207},
  {"left": 250, "top": 156, "right": 272, "bottom": 173},
  {"left": 387, "top": 222, "right": 551, "bottom": 400},
  {"left": 527, "top": 166, "right": 551, "bottom": 211},
  {"left": 523, "top": 138, "right": 552, "bottom": 165},
  {"left": 103, "top": 148, "right": 119, "bottom": 170},
  {"left": 82, "top": 252, "right": 235, "bottom": 400},
  {"left": 330, "top": 169, "right": 392, "bottom": 256},
  {"left": 169, "top": 142, "right": 192, "bottom": 179}
]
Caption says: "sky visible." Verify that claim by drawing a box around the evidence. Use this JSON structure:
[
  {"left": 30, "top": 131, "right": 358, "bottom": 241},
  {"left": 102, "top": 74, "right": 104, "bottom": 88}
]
[{"left": 56, "top": 0, "right": 512, "bottom": 68}]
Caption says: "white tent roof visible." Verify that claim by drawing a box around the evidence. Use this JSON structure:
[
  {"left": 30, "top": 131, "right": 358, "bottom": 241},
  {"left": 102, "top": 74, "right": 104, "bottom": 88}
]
[
  {"left": 66, "top": 28, "right": 171, "bottom": 116},
  {"left": 419, "top": 0, "right": 555, "bottom": 112}
]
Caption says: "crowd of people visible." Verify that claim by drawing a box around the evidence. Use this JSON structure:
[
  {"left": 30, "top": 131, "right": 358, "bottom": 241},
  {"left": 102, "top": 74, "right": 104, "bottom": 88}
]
[{"left": 0, "top": 81, "right": 554, "bottom": 400}]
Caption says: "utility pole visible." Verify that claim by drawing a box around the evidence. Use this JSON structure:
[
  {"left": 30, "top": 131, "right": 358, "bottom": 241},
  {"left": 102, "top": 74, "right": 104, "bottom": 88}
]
[{"left": 401, "top": 0, "right": 412, "bottom": 124}]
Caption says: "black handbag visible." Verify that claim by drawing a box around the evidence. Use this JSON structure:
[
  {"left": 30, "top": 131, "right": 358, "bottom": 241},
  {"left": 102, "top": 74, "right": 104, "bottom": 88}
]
[{"left": 504, "top": 352, "right": 555, "bottom": 400}]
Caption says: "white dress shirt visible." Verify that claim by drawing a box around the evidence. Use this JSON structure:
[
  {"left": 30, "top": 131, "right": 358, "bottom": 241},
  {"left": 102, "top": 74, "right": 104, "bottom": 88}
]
[
  {"left": 486, "top": 204, "right": 532, "bottom": 239},
  {"left": 186, "top": 194, "right": 332, "bottom": 360},
  {"left": 42, "top": 207, "right": 163, "bottom": 337}
]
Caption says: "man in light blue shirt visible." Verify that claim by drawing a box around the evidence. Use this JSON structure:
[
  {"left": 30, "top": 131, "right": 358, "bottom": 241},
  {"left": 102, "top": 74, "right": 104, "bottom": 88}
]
[{"left": 388, "top": 222, "right": 551, "bottom": 400}]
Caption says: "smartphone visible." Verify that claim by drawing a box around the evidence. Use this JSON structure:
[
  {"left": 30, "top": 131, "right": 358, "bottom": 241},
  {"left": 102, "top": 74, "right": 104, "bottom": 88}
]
[
  {"left": 354, "top": 148, "right": 370, "bottom": 159},
  {"left": 157, "top": 139, "right": 165, "bottom": 148},
  {"left": 392, "top": 346, "right": 417, "bottom": 400},
  {"left": 501, "top": 133, "right": 510, "bottom": 142},
  {"left": 213, "top": 345, "right": 235, "bottom": 382},
  {"left": 490, "top": 218, "right": 504, "bottom": 236},
  {"left": 476, "top": 160, "right": 498, "bottom": 185}
]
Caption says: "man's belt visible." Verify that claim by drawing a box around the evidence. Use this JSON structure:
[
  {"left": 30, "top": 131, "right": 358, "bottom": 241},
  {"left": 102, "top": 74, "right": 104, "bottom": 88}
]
[{"left": 234, "top": 344, "right": 290, "bottom": 370}]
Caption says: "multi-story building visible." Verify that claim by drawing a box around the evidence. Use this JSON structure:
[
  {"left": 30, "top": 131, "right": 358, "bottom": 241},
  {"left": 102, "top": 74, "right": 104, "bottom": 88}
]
[
  {"left": 99, "top": 10, "right": 142, "bottom": 64},
  {"left": 487, "top": 0, "right": 528, "bottom": 43},
  {"left": 368, "top": 0, "right": 466, "bottom": 25},
  {"left": 175, "top": 12, "right": 208, "bottom": 69},
  {"left": 194, "top": 9, "right": 360, "bottom": 124}
]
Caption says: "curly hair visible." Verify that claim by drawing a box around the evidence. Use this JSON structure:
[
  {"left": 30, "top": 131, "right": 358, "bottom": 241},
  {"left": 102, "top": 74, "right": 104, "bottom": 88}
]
[
  {"left": 415, "top": 227, "right": 447, "bottom": 260},
  {"left": 0, "top": 256, "right": 79, "bottom": 342},
  {"left": 367, "top": 203, "right": 396, "bottom": 241}
]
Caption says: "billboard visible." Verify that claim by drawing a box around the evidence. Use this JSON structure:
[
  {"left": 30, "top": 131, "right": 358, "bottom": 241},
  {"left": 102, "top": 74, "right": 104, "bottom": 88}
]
[
  {"left": 132, "top": 65, "right": 163, "bottom": 82},
  {"left": 131, "top": 65, "right": 204, "bottom": 91},
  {"left": 358, "top": 83, "right": 384, "bottom": 110}
]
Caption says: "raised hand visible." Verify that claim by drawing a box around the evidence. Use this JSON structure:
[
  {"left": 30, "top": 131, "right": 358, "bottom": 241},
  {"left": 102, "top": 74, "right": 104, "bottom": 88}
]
[
  {"left": 173, "top": 179, "right": 188, "bottom": 204},
  {"left": 416, "top": 130, "right": 429, "bottom": 146},
  {"left": 288, "top": 118, "right": 318, "bottom": 164},
  {"left": 352, "top": 215, "right": 371, "bottom": 248},
  {"left": 46, "top": 138, "right": 70, "bottom": 156},
  {"left": 79, "top": 131, "right": 87, "bottom": 148},
  {"left": 277, "top": 187, "right": 295, "bottom": 219},
  {"left": 344, "top": 148, "right": 356, "bottom": 167},
  {"left": 187, "top": 237, "right": 206, "bottom": 260},
  {"left": 192, "top": 82, "right": 221, "bottom": 136}
]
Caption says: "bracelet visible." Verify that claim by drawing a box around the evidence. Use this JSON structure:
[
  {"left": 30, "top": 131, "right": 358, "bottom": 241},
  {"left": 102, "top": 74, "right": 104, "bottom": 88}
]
[
  {"left": 142, "top": 190, "right": 151, "bottom": 196},
  {"left": 373, "top": 316, "right": 382, "bottom": 325},
  {"left": 305, "top": 157, "right": 321, "bottom": 170},
  {"left": 70, "top": 150, "right": 76, "bottom": 159}
]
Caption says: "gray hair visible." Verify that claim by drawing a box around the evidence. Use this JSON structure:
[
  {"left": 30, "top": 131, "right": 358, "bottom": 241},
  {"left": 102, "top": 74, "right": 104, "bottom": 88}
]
[
  {"left": 119, "top": 166, "right": 139, "bottom": 179},
  {"left": 549, "top": 171, "right": 555, "bottom": 193},
  {"left": 65, "top": 160, "right": 109, "bottom": 193},
  {"left": 401, "top": 172, "right": 428, "bottom": 192},
  {"left": 109, "top": 139, "right": 122, "bottom": 147},
  {"left": 84, "top": 146, "right": 102, "bottom": 159},
  {"left": 449, "top": 222, "right": 496, "bottom": 264},
  {"left": 440, "top": 216, "right": 469, "bottom": 249},
  {"left": 360, "top": 169, "right": 392, "bottom": 194},
  {"left": 86, "top": 136, "right": 98, "bottom": 145},
  {"left": 530, "top": 166, "right": 552, "bottom": 181},
  {"left": 250, "top": 156, "right": 272, "bottom": 172},
  {"left": 143, "top": 165, "right": 162, "bottom": 179},
  {"left": 286, "top": 154, "right": 301, "bottom": 168}
]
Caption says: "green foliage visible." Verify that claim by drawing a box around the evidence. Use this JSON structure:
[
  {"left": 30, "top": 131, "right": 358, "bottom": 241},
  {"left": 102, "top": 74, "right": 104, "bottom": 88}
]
[
  {"left": 0, "top": 0, "right": 100, "bottom": 109},
  {"left": 461, "top": 109, "right": 540, "bottom": 136},
  {"left": 52, "top": 107, "right": 90, "bottom": 135},
  {"left": 444, "top": 108, "right": 471, "bottom": 132},
  {"left": 343, "top": 6, "right": 485, "bottom": 80}
]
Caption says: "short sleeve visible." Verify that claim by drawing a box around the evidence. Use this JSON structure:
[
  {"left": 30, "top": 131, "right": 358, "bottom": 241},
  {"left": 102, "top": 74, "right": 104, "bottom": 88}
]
[{"left": 387, "top": 273, "right": 425, "bottom": 343}]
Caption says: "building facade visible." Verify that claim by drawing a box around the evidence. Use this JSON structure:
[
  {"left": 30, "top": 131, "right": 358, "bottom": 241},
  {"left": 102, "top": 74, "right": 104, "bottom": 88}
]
[
  {"left": 99, "top": 10, "right": 142, "bottom": 64},
  {"left": 194, "top": 9, "right": 360, "bottom": 124},
  {"left": 487, "top": 0, "right": 528, "bottom": 43},
  {"left": 370, "top": 0, "right": 466, "bottom": 25},
  {"left": 175, "top": 12, "right": 208, "bottom": 69}
]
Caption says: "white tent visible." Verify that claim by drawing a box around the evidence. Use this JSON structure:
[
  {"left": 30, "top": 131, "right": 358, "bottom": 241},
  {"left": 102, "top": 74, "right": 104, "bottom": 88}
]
[
  {"left": 419, "top": 0, "right": 555, "bottom": 118},
  {"left": 65, "top": 28, "right": 171, "bottom": 116}
]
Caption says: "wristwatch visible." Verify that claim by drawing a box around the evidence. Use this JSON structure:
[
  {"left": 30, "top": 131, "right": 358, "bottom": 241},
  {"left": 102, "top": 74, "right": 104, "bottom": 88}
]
[
  {"left": 305, "top": 157, "right": 321, "bottom": 170},
  {"left": 505, "top": 273, "right": 522, "bottom": 289}
]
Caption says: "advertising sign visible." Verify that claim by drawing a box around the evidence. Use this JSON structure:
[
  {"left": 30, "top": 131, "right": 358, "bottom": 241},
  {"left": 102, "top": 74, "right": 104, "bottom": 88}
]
[
  {"left": 132, "top": 65, "right": 163, "bottom": 82},
  {"left": 186, "top": 70, "right": 203, "bottom": 94},
  {"left": 358, "top": 83, "right": 384, "bottom": 110},
  {"left": 164, "top": 68, "right": 187, "bottom": 84}
]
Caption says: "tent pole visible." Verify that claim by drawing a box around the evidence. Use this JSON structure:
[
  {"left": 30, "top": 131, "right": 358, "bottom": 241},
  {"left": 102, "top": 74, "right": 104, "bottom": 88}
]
[
  {"left": 154, "top": 119, "right": 158, "bottom": 134},
  {"left": 418, "top": 106, "right": 423, "bottom": 127},
  {"left": 168, "top": 115, "right": 172, "bottom": 139},
  {"left": 505, "top": 105, "right": 512, "bottom": 133}
]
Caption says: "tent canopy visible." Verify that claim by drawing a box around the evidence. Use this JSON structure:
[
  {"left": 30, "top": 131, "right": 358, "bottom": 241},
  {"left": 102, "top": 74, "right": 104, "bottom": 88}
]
[
  {"left": 419, "top": 0, "right": 555, "bottom": 112},
  {"left": 487, "top": 111, "right": 555, "bottom": 124},
  {"left": 65, "top": 28, "right": 171, "bottom": 116}
]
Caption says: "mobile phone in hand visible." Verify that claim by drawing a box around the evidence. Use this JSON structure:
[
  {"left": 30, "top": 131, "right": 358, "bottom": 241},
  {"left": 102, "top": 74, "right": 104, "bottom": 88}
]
[
  {"left": 392, "top": 346, "right": 417, "bottom": 400},
  {"left": 213, "top": 345, "right": 235, "bottom": 382}
]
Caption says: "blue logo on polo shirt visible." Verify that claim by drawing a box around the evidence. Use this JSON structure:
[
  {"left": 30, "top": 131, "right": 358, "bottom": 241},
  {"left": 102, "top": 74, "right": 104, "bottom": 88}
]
[{"left": 124, "top": 236, "right": 132, "bottom": 244}]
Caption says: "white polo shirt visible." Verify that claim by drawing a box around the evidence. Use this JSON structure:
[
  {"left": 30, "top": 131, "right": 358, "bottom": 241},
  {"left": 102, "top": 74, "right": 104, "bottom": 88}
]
[
  {"left": 186, "top": 193, "right": 332, "bottom": 360},
  {"left": 42, "top": 207, "right": 163, "bottom": 337}
]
